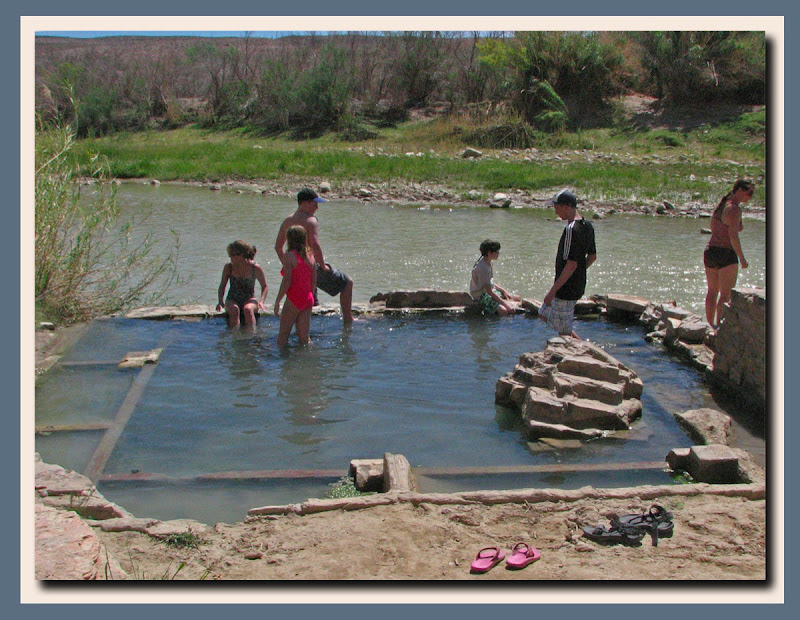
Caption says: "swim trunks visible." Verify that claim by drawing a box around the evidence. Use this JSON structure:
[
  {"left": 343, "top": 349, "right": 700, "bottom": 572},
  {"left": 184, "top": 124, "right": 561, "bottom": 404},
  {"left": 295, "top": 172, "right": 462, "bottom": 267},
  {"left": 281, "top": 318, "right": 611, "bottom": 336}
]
[
  {"left": 703, "top": 246, "right": 739, "bottom": 269},
  {"left": 316, "top": 263, "right": 349, "bottom": 297},
  {"left": 539, "top": 298, "right": 576, "bottom": 335},
  {"left": 478, "top": 292, "right": 500, "bottom": 314}
]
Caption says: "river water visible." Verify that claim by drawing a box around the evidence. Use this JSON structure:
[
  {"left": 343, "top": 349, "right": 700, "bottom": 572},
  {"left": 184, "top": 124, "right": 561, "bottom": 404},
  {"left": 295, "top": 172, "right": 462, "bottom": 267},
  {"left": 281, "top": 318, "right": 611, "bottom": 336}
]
[{"left": 114, "top": 183, "right": 766, "bottom": 314}]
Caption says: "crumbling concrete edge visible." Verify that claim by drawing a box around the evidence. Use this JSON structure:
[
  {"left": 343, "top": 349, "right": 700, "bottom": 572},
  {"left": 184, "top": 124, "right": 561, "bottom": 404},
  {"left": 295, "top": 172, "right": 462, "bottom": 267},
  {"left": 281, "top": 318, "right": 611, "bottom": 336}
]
[{"left": 246, "top": 481, "right": 765, "bottom": 519}]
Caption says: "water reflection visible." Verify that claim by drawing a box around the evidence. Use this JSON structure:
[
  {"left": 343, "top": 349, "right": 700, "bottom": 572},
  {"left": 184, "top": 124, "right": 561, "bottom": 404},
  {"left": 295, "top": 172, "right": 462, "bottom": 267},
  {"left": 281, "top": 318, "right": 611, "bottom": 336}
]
[
  {"left": 276, "top": 341, "right": 344, "bottom": 451},
  {"left": 213, "top": 326, "right": 270, "bottom": 409},
  {"left": 466, "top": 316, "right": 506, "bottom": 375}
]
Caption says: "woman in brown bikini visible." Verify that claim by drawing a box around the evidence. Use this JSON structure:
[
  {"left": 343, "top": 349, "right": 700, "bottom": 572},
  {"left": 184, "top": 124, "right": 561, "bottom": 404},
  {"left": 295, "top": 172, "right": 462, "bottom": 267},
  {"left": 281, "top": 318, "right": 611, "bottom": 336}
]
[{"left": 703, "top": 180, "right": 755, "bottom": 328}]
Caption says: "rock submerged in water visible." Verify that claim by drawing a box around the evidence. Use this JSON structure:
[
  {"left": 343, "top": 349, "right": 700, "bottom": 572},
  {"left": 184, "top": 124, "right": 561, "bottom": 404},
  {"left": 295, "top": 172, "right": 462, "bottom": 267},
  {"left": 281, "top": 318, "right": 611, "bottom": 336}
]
[{"left": 496, "top": 337, "right": 644, "bottom": 441}]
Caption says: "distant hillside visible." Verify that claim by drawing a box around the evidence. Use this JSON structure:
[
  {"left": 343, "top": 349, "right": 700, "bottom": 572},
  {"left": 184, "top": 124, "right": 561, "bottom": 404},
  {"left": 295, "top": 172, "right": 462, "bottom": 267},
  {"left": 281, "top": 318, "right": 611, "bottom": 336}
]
[{"left": 35, "top": 32, "right": 766, "bottom": 138}]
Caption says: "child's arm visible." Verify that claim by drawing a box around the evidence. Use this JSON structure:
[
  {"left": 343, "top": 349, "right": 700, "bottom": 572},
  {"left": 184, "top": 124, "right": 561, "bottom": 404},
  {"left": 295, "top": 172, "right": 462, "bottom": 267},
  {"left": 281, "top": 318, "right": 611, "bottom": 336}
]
[
  {"left": 310, "top": 255, "right": 317, "bottom": 292},
  {"left": 482, "top": 283, "right": 514, "bottom": 312},
  {"left": 273, "top": 254, "right": 295, "bottom": 316},
  {"left": 544, "top": 261, "right": 578, "bottom": 306},
  {"left": 254, "top": 265, "right": 269, "bottom": 310},
  {"left": 274, "top": 220, "right": 288, "bottom": 263},
  {"left": 494, "top": 283, "right": 520, "bottom": 302},
  {"left": 216, "top": 264, "right": 231, "bottom": 311},
  {"left": 305, "top": 218, "right": 327, "bottom": 270}
]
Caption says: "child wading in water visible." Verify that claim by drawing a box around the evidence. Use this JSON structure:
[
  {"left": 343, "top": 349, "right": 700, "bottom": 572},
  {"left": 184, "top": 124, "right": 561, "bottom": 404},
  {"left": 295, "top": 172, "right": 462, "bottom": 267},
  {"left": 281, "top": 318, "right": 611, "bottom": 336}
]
[
  {"left": 469, "top": 239, "right": 521, "bottom": 316},
  {"left": 275, "top": 225, "right": 317, "bottom": 346},
  {"left": 216, "top": 241, "right": 268, "bottom": 328}
]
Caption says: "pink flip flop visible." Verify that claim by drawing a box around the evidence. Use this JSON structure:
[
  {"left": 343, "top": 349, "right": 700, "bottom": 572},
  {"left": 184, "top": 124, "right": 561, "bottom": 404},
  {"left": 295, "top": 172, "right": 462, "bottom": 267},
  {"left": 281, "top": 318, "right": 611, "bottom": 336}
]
[
  {"left": 505, "top": 542, "right": 541, "bottom": 570},
  {"left": 470, "top": 546, "right": 507, "bottom": 574}
]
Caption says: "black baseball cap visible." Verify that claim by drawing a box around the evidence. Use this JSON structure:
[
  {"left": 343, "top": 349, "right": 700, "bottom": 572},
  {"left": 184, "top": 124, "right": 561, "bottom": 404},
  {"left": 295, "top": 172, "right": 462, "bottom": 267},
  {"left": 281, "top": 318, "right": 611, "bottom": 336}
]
[
  {"left": 548, "top": 189, "right": 578, "bottom": 208},
  {"left": 297, "top": 188, "right": 326, "bottom": 204}
]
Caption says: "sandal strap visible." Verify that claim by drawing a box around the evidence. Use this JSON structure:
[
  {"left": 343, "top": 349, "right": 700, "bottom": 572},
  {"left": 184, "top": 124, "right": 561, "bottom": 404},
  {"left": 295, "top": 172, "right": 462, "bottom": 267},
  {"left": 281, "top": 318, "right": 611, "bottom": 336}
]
[{"left": 650, "top": 505, "right": 673, "bottom": 522}]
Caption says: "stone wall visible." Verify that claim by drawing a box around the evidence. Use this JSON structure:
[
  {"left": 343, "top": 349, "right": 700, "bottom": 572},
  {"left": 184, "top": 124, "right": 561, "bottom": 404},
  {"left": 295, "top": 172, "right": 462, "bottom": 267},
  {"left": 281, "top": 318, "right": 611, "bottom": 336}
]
[{"left": 709, "top": 288, "right": 767, "bottom": 414}]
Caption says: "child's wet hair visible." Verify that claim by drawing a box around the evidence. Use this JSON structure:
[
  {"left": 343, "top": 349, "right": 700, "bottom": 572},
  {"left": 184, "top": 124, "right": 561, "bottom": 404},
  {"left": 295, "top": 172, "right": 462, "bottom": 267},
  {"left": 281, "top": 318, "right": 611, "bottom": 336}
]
[
  {"left": 286, "top": 225, "right": 308, "bottom": 253},
  {"left": 479, "top": 239, "right": 501, "bottom": 256},
  {"left": 227, "top": 240, "right": 256, "bottom": 259}
]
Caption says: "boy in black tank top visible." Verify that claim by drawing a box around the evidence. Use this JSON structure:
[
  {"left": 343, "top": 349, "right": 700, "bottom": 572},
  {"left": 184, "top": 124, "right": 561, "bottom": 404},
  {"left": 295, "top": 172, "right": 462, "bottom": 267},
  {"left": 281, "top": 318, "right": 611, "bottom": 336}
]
[{"left": 540, "top": 190, "right": 597, "bottom": 339}]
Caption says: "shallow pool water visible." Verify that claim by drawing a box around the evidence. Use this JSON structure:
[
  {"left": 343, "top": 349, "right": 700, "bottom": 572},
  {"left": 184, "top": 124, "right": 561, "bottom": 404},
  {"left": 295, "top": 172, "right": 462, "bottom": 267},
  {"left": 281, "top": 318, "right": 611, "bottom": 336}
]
[{"left": 34, "top": 311, "right": 731, "bottom": 524}]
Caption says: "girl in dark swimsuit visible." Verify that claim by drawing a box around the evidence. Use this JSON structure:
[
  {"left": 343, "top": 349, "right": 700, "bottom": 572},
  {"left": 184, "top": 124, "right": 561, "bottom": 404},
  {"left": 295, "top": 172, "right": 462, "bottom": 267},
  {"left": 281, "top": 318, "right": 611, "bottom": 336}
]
[{"left": 216, "top": 240, "right": 268, "bottom": 328}]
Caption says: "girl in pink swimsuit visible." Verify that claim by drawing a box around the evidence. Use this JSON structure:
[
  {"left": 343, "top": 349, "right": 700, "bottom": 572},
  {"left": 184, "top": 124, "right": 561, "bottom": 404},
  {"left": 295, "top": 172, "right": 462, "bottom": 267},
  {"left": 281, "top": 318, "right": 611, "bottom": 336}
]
[{"left": 275, "top": 225, "right": 317, "bottom": 346}]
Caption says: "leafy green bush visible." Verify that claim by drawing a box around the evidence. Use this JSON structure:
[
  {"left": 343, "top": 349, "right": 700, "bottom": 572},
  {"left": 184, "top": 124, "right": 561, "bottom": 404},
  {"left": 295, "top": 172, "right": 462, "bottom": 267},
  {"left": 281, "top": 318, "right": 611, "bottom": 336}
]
[
  {"left": 478, "top": 32, "right": 623, "bottom": 131},
  {"left": 648, "top": 129, "right": 685, "bottom": 147},
  {"left": 634, "top": 31, "right": 766, "bottom": 105}
]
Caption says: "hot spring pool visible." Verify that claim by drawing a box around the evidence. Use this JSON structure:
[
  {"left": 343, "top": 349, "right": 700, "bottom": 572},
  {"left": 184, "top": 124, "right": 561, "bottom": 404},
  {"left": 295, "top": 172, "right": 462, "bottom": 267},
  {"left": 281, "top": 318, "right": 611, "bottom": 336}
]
[{"left": 35, "top": 312, "right": 719, "bottom": 524}]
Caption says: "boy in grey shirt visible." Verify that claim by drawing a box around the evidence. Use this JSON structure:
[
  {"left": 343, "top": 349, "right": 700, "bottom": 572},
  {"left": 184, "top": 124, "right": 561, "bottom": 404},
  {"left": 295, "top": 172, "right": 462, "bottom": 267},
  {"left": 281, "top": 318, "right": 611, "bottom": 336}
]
[{"left": 469, "top": 239, "right": 520, "bottom": 316}]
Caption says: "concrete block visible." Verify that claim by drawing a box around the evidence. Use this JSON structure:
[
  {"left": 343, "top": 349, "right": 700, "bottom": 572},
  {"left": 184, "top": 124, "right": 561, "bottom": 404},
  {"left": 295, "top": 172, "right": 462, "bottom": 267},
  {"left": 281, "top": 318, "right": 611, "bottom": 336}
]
[
  {"left": 687, "top": 444, "right": 740, "bottom": 483},
  {"left": 383, "top": 452, "right": 417, "bottom": 492},
  {"left": 666, "top": 447, "right": 690, "bottom": 471},
  {"left": 349, "top": 459, "right": 384, "bottom": 492}
]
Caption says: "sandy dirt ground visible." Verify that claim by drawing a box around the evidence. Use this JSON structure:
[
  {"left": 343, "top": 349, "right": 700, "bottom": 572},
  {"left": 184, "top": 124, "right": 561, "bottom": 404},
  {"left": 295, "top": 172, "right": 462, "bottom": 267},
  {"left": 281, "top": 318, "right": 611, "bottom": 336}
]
[{"left": 94, "top": 491, "right": 766, "bottom": 582}]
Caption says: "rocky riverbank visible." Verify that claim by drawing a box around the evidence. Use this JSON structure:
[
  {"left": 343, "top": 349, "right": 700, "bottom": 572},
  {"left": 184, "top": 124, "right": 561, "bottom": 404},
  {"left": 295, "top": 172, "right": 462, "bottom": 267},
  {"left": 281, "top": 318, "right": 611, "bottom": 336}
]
[{"left": 114, "top": 175, "right": 767, "bottom": 221}]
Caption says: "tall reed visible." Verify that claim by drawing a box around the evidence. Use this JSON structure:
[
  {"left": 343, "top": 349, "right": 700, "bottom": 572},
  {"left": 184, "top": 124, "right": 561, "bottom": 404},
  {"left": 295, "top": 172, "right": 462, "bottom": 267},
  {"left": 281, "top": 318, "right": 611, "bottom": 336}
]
[{"left": 35, "top": 120, "right": 181, "bottom": 323}]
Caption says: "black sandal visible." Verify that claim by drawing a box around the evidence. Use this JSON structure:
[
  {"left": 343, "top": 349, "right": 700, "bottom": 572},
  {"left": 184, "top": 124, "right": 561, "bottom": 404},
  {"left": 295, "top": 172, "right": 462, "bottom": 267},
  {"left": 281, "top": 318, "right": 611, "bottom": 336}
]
[
  {"left": 582, "top": 522, "right": 646, "bottom": 546},
  {"left": 613, "top": 505, "right": 674, "bottom": 546}
]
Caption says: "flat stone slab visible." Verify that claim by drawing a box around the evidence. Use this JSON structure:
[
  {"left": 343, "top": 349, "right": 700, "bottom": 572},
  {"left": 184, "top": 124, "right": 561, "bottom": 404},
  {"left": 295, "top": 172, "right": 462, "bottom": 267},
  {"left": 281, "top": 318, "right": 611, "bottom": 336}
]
[
  {"left": 574, "top": 299, "right": 602, "bottom": 316},
  {"left": 95, "top": 516, "right": 161, "bottom": 533},
  {"left": 370, "top": 290, "right": 473, "bottom": 308},
  {"left": 526, "top": 420, "right": 604, "bottom": 441},
  {"left": 36, "top": 457, "right": 95, "bottom": 496},
  {"left": 674, "top": 408, "right": 732, "bottom": 446},
  {"left": 36, "top": 503, "right": 128, "bottom": 580},
  {"left": 125, "top": 304, "right": 223, "bottom": 320},
  {"left": 35, "top": 455, "right": 132, "bottom": 520},
  {"left": 118, "top": 348, "right": 163, "bottom": 368},
  {"left": 605, "top": 293, "right": 651, "bottom": 315},
  {"left": 538, "top": 438, "right": 585, "bottom": 450},
  {"left": 667, "top": 315, "right": 712, "bottom": 345}
]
